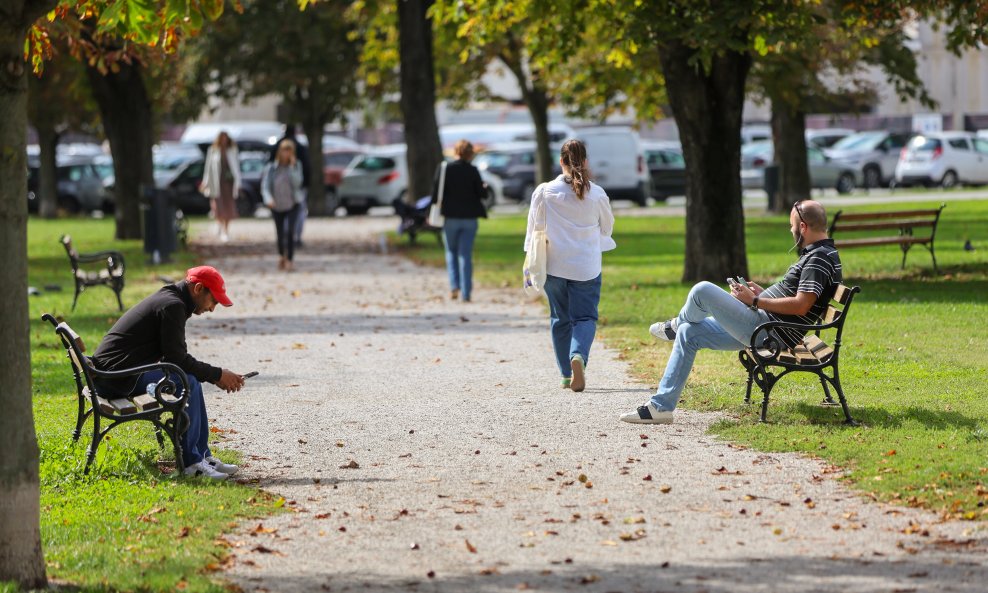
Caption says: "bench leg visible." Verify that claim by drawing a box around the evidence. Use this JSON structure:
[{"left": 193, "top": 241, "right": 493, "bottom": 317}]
[
  {"left": 166, "top": 408, "right": 189, "bottom": 474},
  {"left": 113, "top": 287, "right": 124, "bottom": 311},
  {"left": 819, "top": 375, "right": 837, "bottom": 406},
  {"left": 755, "top": 368, "right": 776, "bottom": 423},
  {"left": 72, "top": 283, "right": 82, "bottom": 311},
  {"left": 153, "top": 423, "right": 166, "bottom": 449},
  {"left": 825, "top": 366, "right": 856, "bottom": 425},
  {"left": 73, "top": 396, "right": 89, "bottom": 441},
  {"left": 84, "top": 415, "right": 103, "bottom": 475},
  {"left": 899, "top": 243, "right": 912, "bottom": 270},
  {"left": 928, "top": 244, "right": 939, "bottom": 274}
]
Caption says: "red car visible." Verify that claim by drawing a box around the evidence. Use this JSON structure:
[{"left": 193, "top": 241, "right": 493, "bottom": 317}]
[{"left": 323, "top": 149, "right": 364, "bottom": 194}]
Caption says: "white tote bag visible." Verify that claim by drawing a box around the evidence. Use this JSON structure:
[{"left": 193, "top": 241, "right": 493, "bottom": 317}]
[
  {"left": 522, "top": 196, "right": 548, "bottom": 296},
  {"left": 428, "top": 161, "right": 447, "bottom": 228}
]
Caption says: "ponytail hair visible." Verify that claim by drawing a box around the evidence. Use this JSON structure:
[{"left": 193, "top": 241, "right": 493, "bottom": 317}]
[{"left": 560, "top": 139, "right": 591, "bottom": 199}]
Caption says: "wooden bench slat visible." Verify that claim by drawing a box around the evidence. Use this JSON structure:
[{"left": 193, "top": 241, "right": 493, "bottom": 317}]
[
  {"left": 96, "top": 395, "right": 116, "bottom": 415},
  {"left": 835, "top": 209, "right": 942, "bottom": 221},
  {"left": 824, "top": 307, "right": 842, "bottom": 324},
  {"left": 131, "top": 393, "right": 161, "bottom": 411},
  {"left": 832, "top": 284, "right": 851, "bottom": 305},
  {"left": 833, "top": 219, "right": 934, "bottom": 232},
  {"left": 108, "top": 398, "right": 138, "bottom": 415},
  {"left": 836, "top": 236, "right": 930, "bottom": 248}
]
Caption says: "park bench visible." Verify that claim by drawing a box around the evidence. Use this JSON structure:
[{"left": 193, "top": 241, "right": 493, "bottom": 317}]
[
  {"left": 43, "top": 313, "right": 191, "bottom": 474},
  {"left": 60, "top": 235, "right": 126, "bottom": 311},
  {"left": 827, "top": 204, "right": 946, "bottom": 273},
  {"left": 738, "top": 283, "right": 861, "bottom": 424}
]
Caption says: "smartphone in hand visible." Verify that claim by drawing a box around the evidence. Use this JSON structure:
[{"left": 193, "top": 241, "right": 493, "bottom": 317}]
[
  {"left": 726, "top": 277, "right": 739, "bottom": 288},
  {"left": 736, "top": 276, "right": 748, "bottom": 287},
  {"left": 242, "top": 371, "right": 259, "bottom": 379}
]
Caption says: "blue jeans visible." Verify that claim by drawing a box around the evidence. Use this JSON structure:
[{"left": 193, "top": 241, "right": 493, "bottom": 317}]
[
  {"left": 443, "top": 218, "right": 478, "bottom": 300},
  {"left": 135, "top": 370, "right": 210, "bottom": 468},
  {"left": 544, "top": 274, "right": 602, "bottom": 378},
  {"left": 650, "top": 281, "right": 770, "bottom": 411}
]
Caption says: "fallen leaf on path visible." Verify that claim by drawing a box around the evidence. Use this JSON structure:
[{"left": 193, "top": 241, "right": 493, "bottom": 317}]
[
  {"left": 465, "top": 539, "right": 477, "bottom": 553},
  {"left": 339, "top": 460, "right": 360, "bottom": 469},
  {"left": 660, "top": 485, "right": 672, "bottom": 494}
]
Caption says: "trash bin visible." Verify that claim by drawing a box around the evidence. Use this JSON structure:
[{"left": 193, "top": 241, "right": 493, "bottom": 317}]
[
  {"left": 143, "top": 186, "right": 177, "bottom": 264},
  {"left": 763, "top": 164, "right": 780, "bottom": 211}
]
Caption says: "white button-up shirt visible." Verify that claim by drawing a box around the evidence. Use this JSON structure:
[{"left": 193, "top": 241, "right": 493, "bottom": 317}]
[{"left": 524, "top": 175, "right": 616, "bottom": 281}]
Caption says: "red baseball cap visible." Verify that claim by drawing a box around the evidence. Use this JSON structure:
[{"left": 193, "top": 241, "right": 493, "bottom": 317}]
[{"left": 186, "top": 266, "right": 233, "bottom": 307}]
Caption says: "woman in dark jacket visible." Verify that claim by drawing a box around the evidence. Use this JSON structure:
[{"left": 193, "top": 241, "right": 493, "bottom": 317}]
[{"left": 432, "top": 139, "right": 487, "bottom": 302}]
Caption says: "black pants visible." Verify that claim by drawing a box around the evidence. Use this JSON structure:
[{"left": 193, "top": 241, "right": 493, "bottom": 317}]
[{"left": 273, "top": 204, "right": 299, "bottom": 261}]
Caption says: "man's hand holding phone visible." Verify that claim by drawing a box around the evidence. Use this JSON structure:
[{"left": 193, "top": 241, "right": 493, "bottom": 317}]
[{"left": 217, "top": 369, "right": 246, "bottom": 393}]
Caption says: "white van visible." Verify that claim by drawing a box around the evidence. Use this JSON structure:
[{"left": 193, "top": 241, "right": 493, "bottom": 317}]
[{"left": 574, "top": 126, "right": 650, "bottom": 205}]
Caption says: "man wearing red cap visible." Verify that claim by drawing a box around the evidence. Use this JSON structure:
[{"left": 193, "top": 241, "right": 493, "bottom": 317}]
[{"left": 92, "top": 266, "right": 247, "bottom": 479}]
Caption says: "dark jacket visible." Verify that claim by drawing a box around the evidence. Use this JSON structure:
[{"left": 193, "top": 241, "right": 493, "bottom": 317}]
[
  {"left": 432, "top": 159, "right": 487, "bottom": 219},
  {"left": 91, "top": 281, "right": 222, "bottom": 395}
]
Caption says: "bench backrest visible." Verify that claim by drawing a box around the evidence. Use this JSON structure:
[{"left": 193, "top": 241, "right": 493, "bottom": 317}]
[
  {"left": 828, "top": 204, "right": 945, "bottom": 237},
  {"left": 820, "top": 283, "right": 860, "bottom": 347},
  {"left": 42, "top": 313, "right": 97, "bottom": 397},
  {"left": 60, "top": 235, "right": 80, "bottom": 272}
]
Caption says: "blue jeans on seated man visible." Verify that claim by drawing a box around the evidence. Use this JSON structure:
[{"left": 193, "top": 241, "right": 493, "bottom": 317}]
[
  {"left": 650, "top": 281, "right": 771, "bottom": 412},
  {"left": 544, "top": 274, "right": 602, "bottom": 378},
  {"left": 443, "top": 218, "right": 479, "bottom": 300},
  {"left": 134, "top": 370, "right": 211, "bottom": 468}
]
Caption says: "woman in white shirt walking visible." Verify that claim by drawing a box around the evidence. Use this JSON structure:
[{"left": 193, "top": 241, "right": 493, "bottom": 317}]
[
  {"left": 201, "top": 131, "right": 241, "bottom": 242},
  {"left": 524, "top": 139, "right": 616, "bottom": 392}
]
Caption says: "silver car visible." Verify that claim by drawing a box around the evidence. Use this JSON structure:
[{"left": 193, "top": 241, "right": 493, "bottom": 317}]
[
  {"left": 741, "top": 142, "right": 857, "bottom": 194},
  {"left": 825, "top": 131, "right": 914, "bottom": 188}
]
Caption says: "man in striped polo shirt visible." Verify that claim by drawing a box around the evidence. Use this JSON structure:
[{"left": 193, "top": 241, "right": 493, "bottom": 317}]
[{"left": 621, "top": 200, "right": 842, "bottom": 425}]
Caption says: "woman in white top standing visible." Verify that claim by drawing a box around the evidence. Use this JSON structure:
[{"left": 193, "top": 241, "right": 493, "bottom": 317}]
[
  {"left": 201, "top": 131, "right": 241, "bottom": 242},
  {"left": 524, "top": 139, "right": 616, "bottom": 392}
]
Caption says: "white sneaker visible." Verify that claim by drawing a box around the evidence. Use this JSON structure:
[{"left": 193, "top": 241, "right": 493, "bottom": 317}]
[
  {"left": 620, "top": 403, "right": 674, "bottom": 424},
  {"left": 205, "top": 455, "right": 239, "bottom": 475},
  {"left": 183, "top": 460, "right": 228, "bottom": 480},
  {"left": 649, "top": 318, "right": 679, "bottom": 341}
]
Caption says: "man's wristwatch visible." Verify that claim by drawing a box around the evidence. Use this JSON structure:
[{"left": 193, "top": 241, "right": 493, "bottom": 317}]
[{"left": 750, "top": 296, "right": 760, "bottom": 311}]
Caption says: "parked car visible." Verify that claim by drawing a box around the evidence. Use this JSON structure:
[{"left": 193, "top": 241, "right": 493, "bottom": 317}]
[
  {"left": 237, "top": 151, "right": 269, "bottom": 216},
  {"left": 323, "top": 148, "right": 364, "bottom": 196},
  {"left": 181, "top": 121, "right": 287, "bottom": 153},
  {"left": 27, "top": 156, "right": 111, "bottom": 213},
  {"left": 155, "top": 157, "right": 209, "bottom": 214},
  {"left": 439, "top": 123, "right": 574, "bottom": 151},
  {"left": 825, "top": 130, "right": 914, "bottom": 188},
  {"left": 741, "top": 141, "right": 857, "bottom": 194},
  {"left": 895, "top": 131, "right": 988, "bottom": 188},
  {"left": 337, "top": 145, "right": 503, "bottom": 216},
  {"left": 641, "top": 141, "right": 686, "bottom": 200},
  {"left": 741, "top": 124, "right": 772, "bottom": 145},
  {"left": 473, "top": 141, "right": 562, "bottom": 203},
  {"left": 805, "top": 128, "right": 856, "bottom": 149},
  {"left": 574, "top": 126, "right": 650, "bottom": 205}
]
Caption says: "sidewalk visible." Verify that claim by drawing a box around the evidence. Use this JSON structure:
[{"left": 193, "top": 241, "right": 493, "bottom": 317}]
[{"left": 189, "top": 218, "right": 985, "bottom": 593}]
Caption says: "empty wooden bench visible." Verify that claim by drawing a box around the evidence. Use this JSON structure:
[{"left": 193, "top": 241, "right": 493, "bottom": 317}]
[
  {"left": 60, "top": 235, "right": 126, "bottom": 311},
  {"left": 43, "top": 313, "right": 191, "bottom": 474},
  {"left": 828, "top": 204, "right": 945, "bottom": 273},
  {"left": 738, "top": 284, "right": 861, "bottom": 424}
]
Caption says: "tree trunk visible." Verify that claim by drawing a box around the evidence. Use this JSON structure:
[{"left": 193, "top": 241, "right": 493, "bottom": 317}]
[
  {"left": 770, "top": 99, "right": 810, "bottom": 213},
  {"left": 499, "top": 43, "right": 553, "bottom": 185},
  {"left": 398, "top": 0, "right": 443, "bottom": 204},
  {"left": 659, "top": 42, "right": 751, "bottom": 282},
  {"left": 0, "top": 1, "right": 55, "bottom": 589},
  {"left": 86, "top": 59, "right": 154, "bottom": 240},
  {"left": 300, "top": 109, "right": 329, "bottom": 216},
  {"left": 36, "top": 123, "right": 59, "bottom": 218}
]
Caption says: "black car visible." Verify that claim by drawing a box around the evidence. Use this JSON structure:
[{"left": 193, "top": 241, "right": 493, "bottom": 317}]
[
  {"left": 642, "top": 143, "right": 687, "bottom": 200},
  {"left": 27, "top": 156, "right": 111, "bottom": 213},
  {"left": 473, "top": 141, "right": 562, "bottom": 203}
]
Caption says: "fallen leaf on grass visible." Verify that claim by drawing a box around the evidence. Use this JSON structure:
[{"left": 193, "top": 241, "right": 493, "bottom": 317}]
[{"left": 177, "top": 526, "right": 190, "bottom": 538}]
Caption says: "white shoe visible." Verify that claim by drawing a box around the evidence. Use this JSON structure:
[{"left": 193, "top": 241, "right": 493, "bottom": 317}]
[
  {"left": 219, "top": 232, "right": 229, "bottom": 243},
  {"left": 620, "top": 403, "right": 674, "bottom": 424},
  {"left": 649, "top": 318, "right": 679, "bottom": 341},
  {"left": 183, "top": 460, "right": 228, "bottom": 480},
  {"left": 205, "top": 455, "right": 239, "bottom": 475}
]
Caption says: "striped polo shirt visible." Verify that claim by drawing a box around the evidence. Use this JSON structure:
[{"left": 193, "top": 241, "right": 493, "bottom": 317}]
[{"left": 760, "top": 239, "right": 842, "bottom": 348}]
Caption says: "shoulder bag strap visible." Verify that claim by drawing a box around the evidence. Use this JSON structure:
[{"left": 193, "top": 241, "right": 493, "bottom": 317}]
[{"left": 437, "top": 161, "right": 448, "bottom": 207}]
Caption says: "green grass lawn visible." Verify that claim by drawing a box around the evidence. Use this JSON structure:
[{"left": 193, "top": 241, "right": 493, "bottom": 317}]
[
  {"left": 24, "top": 217, "right": 277, "bottom": 593},
  {"left": 400, "top": 199, "right": 988, "bottom": 520}
]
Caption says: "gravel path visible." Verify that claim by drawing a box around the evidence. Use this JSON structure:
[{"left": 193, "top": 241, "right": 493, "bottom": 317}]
[{"left": 187, "top": 217, "right": 986, "bottom": 593}]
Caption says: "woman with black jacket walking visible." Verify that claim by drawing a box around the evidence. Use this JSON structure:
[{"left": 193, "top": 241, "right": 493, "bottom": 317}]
[{"left": 432, "top": 140, "right": 487, "bottom": 302}]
